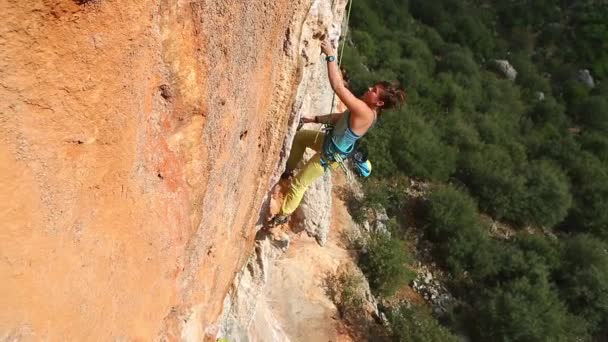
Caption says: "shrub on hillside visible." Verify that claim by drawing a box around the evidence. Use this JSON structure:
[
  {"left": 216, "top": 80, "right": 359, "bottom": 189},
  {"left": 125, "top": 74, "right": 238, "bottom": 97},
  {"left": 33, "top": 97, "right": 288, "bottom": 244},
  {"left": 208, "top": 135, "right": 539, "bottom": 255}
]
[
  {"left": 389, "top": 109, "right": 457, "bottom": 181},
  {"left": 325, "top": 265, "right": 366, "bottom": 319},
  {"left": 563, "top": 152, "right": 608, "bottom": 238},
  {"left": 425, "top": 185, "right": 495, "bottom": 276},
  {"left": 358, "top": 232, "right": 415, "bottom": 297},
  {"left": 472, "top": 275, "right": 590, "bottom": 341},
  {"left": 387, "top": 304, "right": 459, "bottom": 342},
  {"left": 478, "top": 235, "right": 559, "bottom": 287},
  {"left": 527, "top": 96, "right": 567, "bottom": 127},
  {"left": 520, "top": 160, "right": 572, "bottom": 227},
  {"left": 459, "top": 144, "right": 528, "bottom": 222},
  {"left": 579, "top": 130, "right": 608, "bottom": 163},
  {"left": 440, "top": 113, "right": 482, "bottom": 152},
  {"left": 478, "top": 74, "right": 525, "bottom": 116},
  {"left": 525, "top": 124, "right": 580, "bottom": 166},
  {"left": 436, "top": 48, "right": 479, "bottom": 77},
  {"left": 577, "top": 96, "right": 608, "bottom": 133},
  {"left": 557, "top": 234, "right": 608, "bottom": 331}
]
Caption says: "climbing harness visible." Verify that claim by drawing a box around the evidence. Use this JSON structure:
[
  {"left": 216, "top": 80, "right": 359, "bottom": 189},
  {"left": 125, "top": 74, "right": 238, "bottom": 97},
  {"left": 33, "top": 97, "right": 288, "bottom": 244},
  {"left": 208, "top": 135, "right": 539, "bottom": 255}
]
[{"left": 318, "top": 110, "right": 373, "bottom": 180}]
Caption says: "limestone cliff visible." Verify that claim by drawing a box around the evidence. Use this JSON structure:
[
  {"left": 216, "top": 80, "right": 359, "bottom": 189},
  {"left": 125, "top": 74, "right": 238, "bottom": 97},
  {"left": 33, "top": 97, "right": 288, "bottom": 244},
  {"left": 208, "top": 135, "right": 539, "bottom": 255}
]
[
  {"left": 0, "top": 0, "right": 343, "bottom": 340},
  {"left": 219, "top": 0, "right": 348, "bottom": 339}
]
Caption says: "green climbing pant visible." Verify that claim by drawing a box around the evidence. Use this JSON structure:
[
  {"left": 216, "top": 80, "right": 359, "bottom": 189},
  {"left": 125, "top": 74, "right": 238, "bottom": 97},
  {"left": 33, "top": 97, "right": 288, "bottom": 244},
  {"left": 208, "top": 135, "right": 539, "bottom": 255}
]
[{"left": 280, "top": 129, "right": 340, "bottom": 215}]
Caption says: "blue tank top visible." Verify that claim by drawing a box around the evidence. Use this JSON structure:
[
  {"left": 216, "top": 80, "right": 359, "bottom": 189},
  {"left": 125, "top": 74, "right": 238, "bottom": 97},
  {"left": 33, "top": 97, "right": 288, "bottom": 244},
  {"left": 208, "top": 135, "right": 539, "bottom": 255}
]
[
  {"left": 330, "top": 111, "right": 360, "bottom": 154},
  {"left": 321, "top": 111, "right": 375, "bottom": 163}
]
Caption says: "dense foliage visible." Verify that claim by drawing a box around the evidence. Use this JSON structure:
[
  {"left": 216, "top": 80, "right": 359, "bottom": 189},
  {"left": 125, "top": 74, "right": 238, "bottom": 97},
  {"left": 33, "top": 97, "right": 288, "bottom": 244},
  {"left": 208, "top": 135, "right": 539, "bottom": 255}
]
[
  {"left": 359, "top": 230, "right": 415, "bottom": 297},
  {"left": 387, "top": 304, "right": 459, "bottom": 342},
  {"left": 341, "top": 0, "right": 608, "bottom": 340}
]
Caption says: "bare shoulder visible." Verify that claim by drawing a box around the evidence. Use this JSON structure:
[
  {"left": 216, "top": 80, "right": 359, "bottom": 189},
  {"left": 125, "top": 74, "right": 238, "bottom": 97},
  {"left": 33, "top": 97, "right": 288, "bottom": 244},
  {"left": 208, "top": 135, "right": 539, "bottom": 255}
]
[
  {"left": 349, "top": 104, "right": 375, "bottom": 120},
  {"left": 348, "top": 105, "right": 375, "bottom": 134}
]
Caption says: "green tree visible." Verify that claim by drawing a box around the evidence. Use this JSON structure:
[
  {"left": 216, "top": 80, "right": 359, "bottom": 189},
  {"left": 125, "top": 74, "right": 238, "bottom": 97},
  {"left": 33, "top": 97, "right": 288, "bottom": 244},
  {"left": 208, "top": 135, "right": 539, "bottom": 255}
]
[
  {"left": 437, "top": 47, "right": 479, "bottom": 77},
  {"left": 425, "top": 185, "right": 495, "bottom": 276},
  {"left": 527, "top": 96, "right": 567, "bottom": 127},
  {"left": 459, "top": 144, "right": 528, "bottom": 222},
  {"left": 562, "top": 80, "right": 590, "bottom": 109},
  {"left": 563, "top": 152, "right": 608, "bottom": 238},
  {"left": 398, "top": 34, "right": 435, "bottom": 73},
  {"left": 510, "top": 53, "right": 551, "bottom": 95},
  {"left": 521, "top": 160, "right": 572, "bottom": 227},
  {"left": 480, "top": 235, "right": 559, "bottom": 286},
  {"left": 557, "top": 234, "right": 608, "bottom": 331},
  {"left": 359, "top": 232, "right": 415, "bottom": 297},
  {"left": 472, "top": 276, "right": 590, "bottom": 341},
  {"left": 577, "top": 96, "right": 608, "bottom": 133},
  {"left": 440, "top": 113, "right": 482, "bottom": 151},
  {"left": 388, "top": 304, "right": 459, "bottom": 342},
  {"left": 525, "top": 124, "right": 580, "bottom": 167},
  {"left": 579, "top": 130, "right": 608, "bottom": 163},
  {"left": 477, "top": 74, "right": 525, "bottom": 117},
  {"left": 388, "top": 109, "right": 457, "bottom": 181}
]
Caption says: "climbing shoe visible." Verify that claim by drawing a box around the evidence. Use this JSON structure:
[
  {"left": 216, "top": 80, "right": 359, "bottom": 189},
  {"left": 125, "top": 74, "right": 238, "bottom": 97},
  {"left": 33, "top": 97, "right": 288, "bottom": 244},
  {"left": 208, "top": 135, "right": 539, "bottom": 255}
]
[
  {"left": 280, "top": 169, "right": 294, "bottom": 180},
  {"left": 267, "top": 214, "right": 289, "bottom": 228}
]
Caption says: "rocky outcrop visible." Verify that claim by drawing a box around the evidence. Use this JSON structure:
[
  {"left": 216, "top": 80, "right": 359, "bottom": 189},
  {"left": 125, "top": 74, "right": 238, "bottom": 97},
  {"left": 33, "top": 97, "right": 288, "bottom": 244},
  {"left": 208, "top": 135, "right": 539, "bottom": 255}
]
[
  {"left": 492, "top": 59, "right": 518, "bottom": 81},
  {"left": 536, "top": 91, "right": 545, "bottom": 101},
  {"left": 411, "top": 264, "right": 453, "bottom": 315},
  {"left": 218, "top": 235, "right": 288, "bottom": 341},
  {"left": 0, "top": 0, "right": 339, "bottom": 340},
  {"left": 578, "top": 69, "right": 595, "bottom": 88}
]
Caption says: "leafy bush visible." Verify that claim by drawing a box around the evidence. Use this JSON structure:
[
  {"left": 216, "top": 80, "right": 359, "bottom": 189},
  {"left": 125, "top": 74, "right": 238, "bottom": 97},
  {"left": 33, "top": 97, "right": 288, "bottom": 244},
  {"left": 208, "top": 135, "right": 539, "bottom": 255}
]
[
  {"left": 359, "top": 232, "right": 415, "bottom": 297},
  {"left": 520, "top": 160, "right": 572, "bottom": 227},
  {"left": 563, "top": 152, "right": 608, "bottom": 238},
  {"left": 577, "top": 96, "right": 608, "bottom": 133},
  {"left": 510, "top": 53, "right": 551, "bottom": 94},
  {"left": 325, "top": 265, "right": 366, "bottom": 319},
  {"left": 440, "top": 113, "right": 482, "bottom": 151},
  {"left": 387, "top": 304, "right": 459, "bottom": 342},
  {"left": 477, "top": 74, "right": 525, "bottom": 116},
  {"left": 425, "top": 185, "right": 495, "bottom": 276},
  {"left": 345, "top": 177, "right": 409, "bottom": 225},
  {"left": 437, "top": 48, "right": 479, "bottom": 77},
  {"left": 579, "top": 130, "right": 608, "bottom": 163},
  {"left": 472, "top": 275, "right": 590, "bottom": 342},
  {"left": 459, "top": 144, "right": 528, "bottom": 222},
  {"left": 388, "top": 109, "right": 457, "bottom": 181},
  {"left": 557, "top": 234, "right": 608, "bottom": 331},
  {"left": 527, "top": 96, "right": 567, "bottom": 127},
  {"left": 525, "top": 124, "right": 580, "bottom": 166},
  {"left": 562, "top": 80, "right": 590, "bottom": 109},
  {"left": 479, "top": 235, "right": 559, "bottom": 286}
]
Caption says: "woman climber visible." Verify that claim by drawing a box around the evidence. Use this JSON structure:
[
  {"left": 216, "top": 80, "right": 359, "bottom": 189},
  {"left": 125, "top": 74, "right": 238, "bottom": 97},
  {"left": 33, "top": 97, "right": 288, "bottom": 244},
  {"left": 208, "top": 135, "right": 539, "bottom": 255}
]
[{"left": 268, "top": 38, "right": 406, "bottom": 227}]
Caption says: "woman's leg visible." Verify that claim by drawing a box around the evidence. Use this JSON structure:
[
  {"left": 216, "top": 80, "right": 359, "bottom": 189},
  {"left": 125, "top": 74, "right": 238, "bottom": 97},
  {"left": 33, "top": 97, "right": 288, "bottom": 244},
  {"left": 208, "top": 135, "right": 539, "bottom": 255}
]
[
  {"left": 280, "top": 153, "right": 339, "bottom": 215},
  {"left": 285, "top": 130, "right": 325, "bottom": 171}
]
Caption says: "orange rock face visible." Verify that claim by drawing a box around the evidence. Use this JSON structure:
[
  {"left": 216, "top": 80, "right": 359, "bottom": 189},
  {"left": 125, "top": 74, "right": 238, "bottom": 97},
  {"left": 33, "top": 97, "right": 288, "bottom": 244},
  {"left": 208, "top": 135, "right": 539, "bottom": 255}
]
[{"left": 0, "top": 0, "right": 307, "bottom": 339}]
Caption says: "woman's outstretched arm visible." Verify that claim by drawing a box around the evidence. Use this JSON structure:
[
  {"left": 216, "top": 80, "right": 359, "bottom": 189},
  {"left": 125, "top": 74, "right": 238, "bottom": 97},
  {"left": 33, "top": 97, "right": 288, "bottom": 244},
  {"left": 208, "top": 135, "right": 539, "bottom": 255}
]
[{"left": 321, "top": 39, "right": 372, "bottom": 119}]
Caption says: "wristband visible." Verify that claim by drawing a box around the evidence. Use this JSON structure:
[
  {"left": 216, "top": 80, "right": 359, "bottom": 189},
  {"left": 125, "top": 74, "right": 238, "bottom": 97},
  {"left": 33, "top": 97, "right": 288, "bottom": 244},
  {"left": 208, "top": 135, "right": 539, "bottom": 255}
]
[
  {"left": 314, "top": 116, "right": 319, "bottom": 123},
  {"left": 325, "top": 55, "right": 336, "bottom": 62}
]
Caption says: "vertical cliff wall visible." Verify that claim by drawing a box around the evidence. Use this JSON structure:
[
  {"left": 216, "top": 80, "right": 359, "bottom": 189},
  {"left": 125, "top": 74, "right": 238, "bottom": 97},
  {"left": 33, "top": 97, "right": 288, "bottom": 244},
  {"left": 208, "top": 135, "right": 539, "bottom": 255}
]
[
  {"left": 0, "top": 0, "right": 332, "bottom": 339},
  {"left": 219, "top": 0, "right": 348, "bottom": 340}
]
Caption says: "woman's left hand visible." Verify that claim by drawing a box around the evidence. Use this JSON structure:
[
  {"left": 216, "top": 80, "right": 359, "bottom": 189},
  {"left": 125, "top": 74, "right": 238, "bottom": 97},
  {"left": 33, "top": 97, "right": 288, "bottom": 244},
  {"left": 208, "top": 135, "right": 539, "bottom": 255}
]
[{"left": 321, "top": 38, "right": 335, "bottom": 56}]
